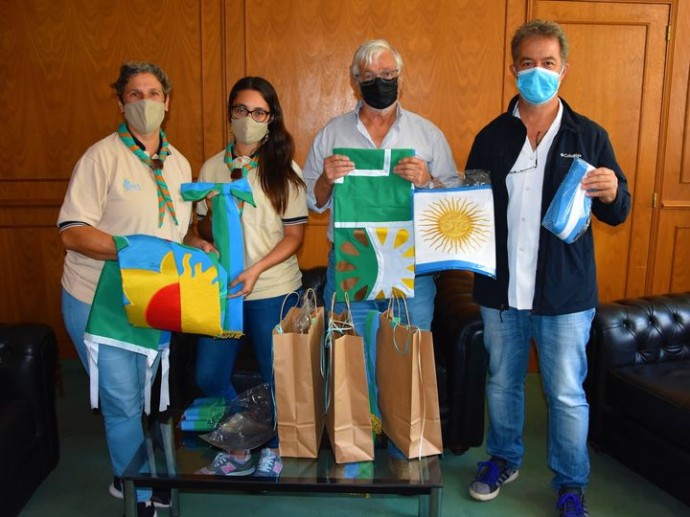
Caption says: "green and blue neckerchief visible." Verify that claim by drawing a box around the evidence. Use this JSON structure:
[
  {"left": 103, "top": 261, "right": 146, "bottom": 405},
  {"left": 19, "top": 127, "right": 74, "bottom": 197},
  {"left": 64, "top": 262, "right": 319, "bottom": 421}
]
[
  {"left": 224, "top": 141, "right": 259, "bottom": 214},
  {"left": 118, "top": 122, "right": 178, "bottom": 227},
  {"left": 181, "top": 180, "right": 254, "bottom": 336}
]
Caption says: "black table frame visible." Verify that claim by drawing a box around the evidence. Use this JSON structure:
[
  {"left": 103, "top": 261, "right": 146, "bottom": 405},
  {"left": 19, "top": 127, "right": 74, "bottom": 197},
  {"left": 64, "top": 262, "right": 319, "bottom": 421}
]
[{"left": 121, "top": 417, "right": 443, "bottom": 517}]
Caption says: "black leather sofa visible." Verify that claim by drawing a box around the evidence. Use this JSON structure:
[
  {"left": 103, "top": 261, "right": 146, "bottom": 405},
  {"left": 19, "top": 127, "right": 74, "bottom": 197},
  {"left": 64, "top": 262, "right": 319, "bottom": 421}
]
[
  {"left": 0, "top": 323, "right": 60, "bottom": 517},
  {"left": 168, "top": 266, "right": 488, "bottom": 455},
  {"left": 585, "top": 292, "right": 690, "bottom": 506},
  {"left": 432, "top": 270, "right": 488, "bottom": 454}
]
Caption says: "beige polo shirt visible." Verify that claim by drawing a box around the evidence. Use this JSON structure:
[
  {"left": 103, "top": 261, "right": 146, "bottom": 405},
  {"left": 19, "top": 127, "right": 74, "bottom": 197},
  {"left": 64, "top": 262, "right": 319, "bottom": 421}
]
[
  {"left": 196, "top": 150, "right": 307, "bottom": 301},
  {"left": 58, "top": 132, "right": 193, "bottom": 304}
]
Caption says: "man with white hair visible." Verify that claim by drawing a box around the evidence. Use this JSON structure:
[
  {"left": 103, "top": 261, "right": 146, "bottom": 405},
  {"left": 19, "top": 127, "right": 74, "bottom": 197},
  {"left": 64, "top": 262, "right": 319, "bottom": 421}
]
[{"left": 303, "top": 39, "right": 457, "bottom": 336}]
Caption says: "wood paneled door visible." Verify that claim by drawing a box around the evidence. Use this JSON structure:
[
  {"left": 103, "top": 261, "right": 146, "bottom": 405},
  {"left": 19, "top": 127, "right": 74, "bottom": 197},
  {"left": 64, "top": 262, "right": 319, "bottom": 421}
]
[
  {"left": 523, "top": 1, "right": 671, "bottom": 301},
  {"left": 652, "top": 0, "right": 690, "bottom": 294}
]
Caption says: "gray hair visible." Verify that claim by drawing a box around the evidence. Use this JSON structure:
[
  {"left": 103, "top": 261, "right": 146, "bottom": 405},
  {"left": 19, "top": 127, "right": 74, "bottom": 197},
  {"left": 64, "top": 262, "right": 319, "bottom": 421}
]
[
  {"left": 350, "top": 39, "right": 404, "bottom": 82},
  {"left": 511, "top": 20, "right": 569, "bottom": 63},
  {"left": 110, "top": 61, "right": 172, "bottom": 101}
]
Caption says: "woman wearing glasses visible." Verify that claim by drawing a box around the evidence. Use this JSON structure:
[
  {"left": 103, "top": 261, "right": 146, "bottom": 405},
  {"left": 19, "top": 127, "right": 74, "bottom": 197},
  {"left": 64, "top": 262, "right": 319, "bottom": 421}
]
[{"left": 190, "top": 76, "right": 307, "bottom": 477}]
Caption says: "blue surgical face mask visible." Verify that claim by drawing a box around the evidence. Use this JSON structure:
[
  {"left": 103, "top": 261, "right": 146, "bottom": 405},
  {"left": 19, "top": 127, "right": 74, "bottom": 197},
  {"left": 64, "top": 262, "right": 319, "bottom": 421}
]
[{"left": 516, "top": 67, "right": 562, "bottom": 105}]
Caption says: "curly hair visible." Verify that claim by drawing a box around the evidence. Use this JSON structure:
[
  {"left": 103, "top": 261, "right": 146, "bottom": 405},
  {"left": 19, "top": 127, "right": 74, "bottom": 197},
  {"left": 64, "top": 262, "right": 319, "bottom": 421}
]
[{"left": 111, "top": 61, "right": 171, "bottom": 101}]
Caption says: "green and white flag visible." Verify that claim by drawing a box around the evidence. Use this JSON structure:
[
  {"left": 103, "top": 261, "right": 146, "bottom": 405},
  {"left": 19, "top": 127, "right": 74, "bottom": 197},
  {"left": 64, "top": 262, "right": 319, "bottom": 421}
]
[
  {"left": 333, "top": 148, "right": 415, "bottom": 301},
  {"left": 84, "top": 244, "right": 171, "bottom": 414}
]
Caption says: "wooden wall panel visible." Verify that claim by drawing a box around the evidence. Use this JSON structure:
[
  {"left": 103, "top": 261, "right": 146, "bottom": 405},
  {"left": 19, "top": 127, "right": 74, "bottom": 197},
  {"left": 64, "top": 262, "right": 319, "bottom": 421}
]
[
  {"left": 532, "top": 1, "right": 669, "bottom": 301},
  {"left": 0, "top": 0, "right": 207, "bottom": 179},
  {"left": 2, "top": 0, "right": 688, "bottom": 359},
  {"left": 652, "top": 0, "right": 690, "bottom": 293},
  {"left": 651, "top": 210, "right": 690, "bottom": 293},
  {"left": 0, "top": 0, "right": 215, "bottom": 357},
  {"left": 0, "top": 228, "right": 64, "bottom": 329},
  {"left": 242, "top": 0, "right": 507, "bottom": 167},
  {"left": 241, "top": 0, "right": 508, "bottom": 269}
]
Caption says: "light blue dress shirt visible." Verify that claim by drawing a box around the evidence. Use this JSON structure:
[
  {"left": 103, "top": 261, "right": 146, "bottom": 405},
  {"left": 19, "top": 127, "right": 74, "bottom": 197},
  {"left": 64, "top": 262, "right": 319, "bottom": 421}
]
[{"left": 303, "top": 101, "right": 457, "bottom": 240}]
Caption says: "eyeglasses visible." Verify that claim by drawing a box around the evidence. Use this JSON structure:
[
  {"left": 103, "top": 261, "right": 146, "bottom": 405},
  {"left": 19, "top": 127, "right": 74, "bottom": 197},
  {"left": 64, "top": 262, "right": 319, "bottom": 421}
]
[
  {"left": 230, "top": 104, "right": 271, "bottom": 123},
  {"left": 359, "top": 69, "right": 399, "bottom": 86},
  {"left": 509, "top": 152, "right": 538, "bottom": 174},
  {"left": 509, "top": 133, "right": 541, "bottom": 174}
]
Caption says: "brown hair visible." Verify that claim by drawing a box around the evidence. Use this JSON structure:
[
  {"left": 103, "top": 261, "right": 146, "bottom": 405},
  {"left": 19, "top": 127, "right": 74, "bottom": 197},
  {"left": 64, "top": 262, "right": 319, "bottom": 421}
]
[
  {"left": 511, "top": 20, "right": 569, "bottom": 63},
  {"left": 111, "top": 61, "right": 171, "bottom": 102},
  {"left": 228, "top": 77, "right": 305, "bottom": 215}
]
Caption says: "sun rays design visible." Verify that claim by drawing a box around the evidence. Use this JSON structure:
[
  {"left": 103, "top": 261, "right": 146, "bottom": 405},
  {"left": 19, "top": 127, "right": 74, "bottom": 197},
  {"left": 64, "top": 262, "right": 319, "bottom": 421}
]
[
  {"left": 418, "top": 197, "right": 491, "bottom": 253},
  {"left": 369, "top": 225, "right": 415, "bottom": 299},
  {"left": 122, "top": 250, "right": 223, "bottom": 334},
  {"left": 336, "top": 224, "right": 415, "bottom": 301}
]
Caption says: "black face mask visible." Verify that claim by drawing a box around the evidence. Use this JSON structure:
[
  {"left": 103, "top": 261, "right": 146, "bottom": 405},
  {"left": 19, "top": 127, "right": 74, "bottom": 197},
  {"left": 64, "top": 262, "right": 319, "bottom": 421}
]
[{"left": 360, "top": 77, "right": 398, "bottom": 110}]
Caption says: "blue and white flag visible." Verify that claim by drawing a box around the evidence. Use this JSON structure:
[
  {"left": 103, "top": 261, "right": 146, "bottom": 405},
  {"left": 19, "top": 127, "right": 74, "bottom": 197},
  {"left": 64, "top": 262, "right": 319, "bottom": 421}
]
[
  {"left": 542, "top": 158, "right": 594, "bottom": 244},
  {"left": 413, "top": 185, "right": 496, "bottom": 278}
]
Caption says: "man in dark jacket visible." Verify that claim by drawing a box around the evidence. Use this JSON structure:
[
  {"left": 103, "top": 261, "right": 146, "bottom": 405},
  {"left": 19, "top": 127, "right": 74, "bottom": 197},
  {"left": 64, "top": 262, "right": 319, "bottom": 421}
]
[{"left": 465, "top": 20, "right": 630, "bottom": 517}]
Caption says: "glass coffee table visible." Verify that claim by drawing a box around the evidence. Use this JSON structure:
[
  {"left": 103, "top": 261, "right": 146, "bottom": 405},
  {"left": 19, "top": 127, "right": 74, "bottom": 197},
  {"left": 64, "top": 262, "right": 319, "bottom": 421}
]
[{"left": 121, "top": 419, "right": 443, "bottom": 517}]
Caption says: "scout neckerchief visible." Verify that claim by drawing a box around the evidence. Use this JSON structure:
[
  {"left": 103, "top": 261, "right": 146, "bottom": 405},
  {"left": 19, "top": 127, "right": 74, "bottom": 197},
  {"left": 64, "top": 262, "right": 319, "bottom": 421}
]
[
  {"left": 224, "top": 141, "right": 259, "bottom": 215},
  {"left": 118, "top": 122, "right": 178, "bottom": 227},
  {"left": 181, "top": 181, "right": 255, "bottom": 336}
]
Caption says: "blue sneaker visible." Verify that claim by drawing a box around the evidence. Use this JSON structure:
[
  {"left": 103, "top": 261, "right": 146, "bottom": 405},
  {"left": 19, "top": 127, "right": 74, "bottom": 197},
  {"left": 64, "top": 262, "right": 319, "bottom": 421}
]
[
  {"left": 469, "top": 456, "right": 519, "bottom": 501},
  {"left": 254, "top": 448, "right": 283, "bottom": 477},
  {"left": 196, "top": 451, "right": 255, "bottom": 476},
  {"left": 557, "top": 487, "right": 589, "bottom": 517}
]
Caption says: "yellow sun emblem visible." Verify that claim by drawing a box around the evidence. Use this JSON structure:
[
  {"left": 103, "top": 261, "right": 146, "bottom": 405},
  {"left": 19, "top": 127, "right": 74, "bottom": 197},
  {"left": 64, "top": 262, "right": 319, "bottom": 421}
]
[{"left": 419, "top": 197, "right": 491, "bottom": 253}]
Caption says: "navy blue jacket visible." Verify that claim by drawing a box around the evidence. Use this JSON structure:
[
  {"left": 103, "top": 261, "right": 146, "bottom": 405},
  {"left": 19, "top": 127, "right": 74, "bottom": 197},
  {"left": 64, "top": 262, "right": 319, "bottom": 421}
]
[{"left": 466, "top": 96, "right": 631, "bottom": 315}]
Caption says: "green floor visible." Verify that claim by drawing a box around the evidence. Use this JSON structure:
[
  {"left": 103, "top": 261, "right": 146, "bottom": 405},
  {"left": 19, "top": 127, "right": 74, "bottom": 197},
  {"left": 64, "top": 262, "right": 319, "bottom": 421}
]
[{"left": 20, "top": 360, "right": 688, "bottom": 516}]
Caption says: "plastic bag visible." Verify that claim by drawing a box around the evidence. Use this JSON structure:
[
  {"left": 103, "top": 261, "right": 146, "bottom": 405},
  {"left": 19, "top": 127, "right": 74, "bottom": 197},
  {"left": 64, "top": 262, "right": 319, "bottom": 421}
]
[
  {"left": 274, "top": 289, "right": 317, "bottom": 335},
  {"left": 179, "top": 397, "right": 229, "bottom": 432},
  {"left": 200, "top": 383, "right": 275, "bottom": 451},
  {"left": 542, "top": 158, "right": 594, "bottom": 244},
  {"left": 416, "top": 169, "right": 492, "bottom": 189},
  {"left": 295, "top": 289, "right": 316, "bottom": 333}
]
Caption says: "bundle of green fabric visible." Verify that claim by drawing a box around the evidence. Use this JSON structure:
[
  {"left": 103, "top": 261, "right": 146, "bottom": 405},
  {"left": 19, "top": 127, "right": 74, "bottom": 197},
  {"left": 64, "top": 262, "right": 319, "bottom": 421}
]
[{"left": 180, "top": 397, "right": 230, "bottom": 432}]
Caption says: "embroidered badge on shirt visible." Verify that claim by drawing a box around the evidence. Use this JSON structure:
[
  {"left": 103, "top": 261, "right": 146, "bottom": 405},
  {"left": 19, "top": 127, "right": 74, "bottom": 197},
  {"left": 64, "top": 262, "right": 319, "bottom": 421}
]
[{"left": 123, "top": 178, "right": 141, "bottom": 191}]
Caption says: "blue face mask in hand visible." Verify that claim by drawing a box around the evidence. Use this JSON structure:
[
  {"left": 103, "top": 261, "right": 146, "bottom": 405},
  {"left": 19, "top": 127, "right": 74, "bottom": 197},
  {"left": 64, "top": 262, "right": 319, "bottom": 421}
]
[{"left": 516, "top": 67, "right": 562, "bottom": 105}]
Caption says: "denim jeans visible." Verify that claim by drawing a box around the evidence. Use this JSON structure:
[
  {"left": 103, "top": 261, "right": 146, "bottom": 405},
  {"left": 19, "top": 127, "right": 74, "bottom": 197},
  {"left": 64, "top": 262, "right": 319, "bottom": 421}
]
[
  {"left": 323, "top": 249, "right": 436, "bottom": 337},
  {"left": 62, "top": 288, "right": 153, "bottom": 502},
  {"left": 195, "top": 293, "right": 299, "bottom": 448},
  {"left": 480, "top": 305, "right": 595, "bottom": 491}
]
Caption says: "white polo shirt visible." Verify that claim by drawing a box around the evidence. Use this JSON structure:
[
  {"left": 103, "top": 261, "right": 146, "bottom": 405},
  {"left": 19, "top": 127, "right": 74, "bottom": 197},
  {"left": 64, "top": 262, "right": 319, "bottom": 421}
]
[
  {"left": 196, "top": 151, "right": 307, "bottom": 301},
  {"left": 58, "top": 132, "right": 193, "bottom": 304}
]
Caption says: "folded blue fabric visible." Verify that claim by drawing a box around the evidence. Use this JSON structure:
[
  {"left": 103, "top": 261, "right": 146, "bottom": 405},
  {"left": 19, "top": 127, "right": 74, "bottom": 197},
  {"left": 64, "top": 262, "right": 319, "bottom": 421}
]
[{"left": 542, "top": 158, "right": 594, "bottom": 244}]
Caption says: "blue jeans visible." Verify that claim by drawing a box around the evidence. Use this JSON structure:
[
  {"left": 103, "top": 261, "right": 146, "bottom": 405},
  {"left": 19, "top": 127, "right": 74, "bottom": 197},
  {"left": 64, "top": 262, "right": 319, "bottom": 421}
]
[
  {"left": 62, "top": 288, "right": 154, "bottom": 502},
  {"left": 480, "top": 306, "right": 595, "bottom": 491},
  {"left": 195, "top": 293, "right": 299, "bottom": 448},
  {"left": 323, "top": 249, "right": 436, "bottom": 337}
]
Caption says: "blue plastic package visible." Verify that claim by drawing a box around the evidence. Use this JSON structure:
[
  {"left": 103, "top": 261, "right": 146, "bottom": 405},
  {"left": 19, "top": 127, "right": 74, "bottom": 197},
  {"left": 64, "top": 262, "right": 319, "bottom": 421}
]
[{"left": 542, "top": 158, "right": 594, "bottom": 244}]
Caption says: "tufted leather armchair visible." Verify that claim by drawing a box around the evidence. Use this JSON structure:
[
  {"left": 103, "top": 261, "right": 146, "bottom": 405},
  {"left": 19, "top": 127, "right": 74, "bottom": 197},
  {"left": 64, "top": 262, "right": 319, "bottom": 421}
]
[
  {"left": 0, "top": 323, "right": 60, "bottom": 517},
  {"left": 432, "top": 270, "right": 488, "bottom": 454},
  {"left": 585, "top": 292, "right": 690, "bottom": 506}
]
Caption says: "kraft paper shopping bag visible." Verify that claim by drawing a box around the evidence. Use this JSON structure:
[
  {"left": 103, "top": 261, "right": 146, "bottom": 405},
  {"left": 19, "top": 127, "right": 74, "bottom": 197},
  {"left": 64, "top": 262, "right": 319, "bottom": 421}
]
[
  {"left": 325, "top": 296, "right": 374, "bottom": 463},
  {"left": 273, "top": 291, "right": 325, "bottom": 458},
  {"left": 376, "top": 301, "right": 443, "bottom": 459}
]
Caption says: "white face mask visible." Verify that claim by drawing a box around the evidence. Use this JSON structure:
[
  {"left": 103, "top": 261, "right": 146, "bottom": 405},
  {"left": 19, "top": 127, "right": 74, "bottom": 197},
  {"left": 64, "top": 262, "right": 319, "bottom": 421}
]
[
  {"left": 124, "top": 99, "right": 166, "bottom": 135},
  {"left": 231, "top": 116, "right": 269, "bottom": 145}
]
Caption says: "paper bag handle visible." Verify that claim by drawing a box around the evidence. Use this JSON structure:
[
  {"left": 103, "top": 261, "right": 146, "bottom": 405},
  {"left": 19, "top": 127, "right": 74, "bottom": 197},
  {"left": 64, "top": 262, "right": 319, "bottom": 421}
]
[
  {"left": 274, "top": 291, "right": 300, "bottom": 334},
  {"left": 386, "top": 292, "right": 411, "bottom": 329}
]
